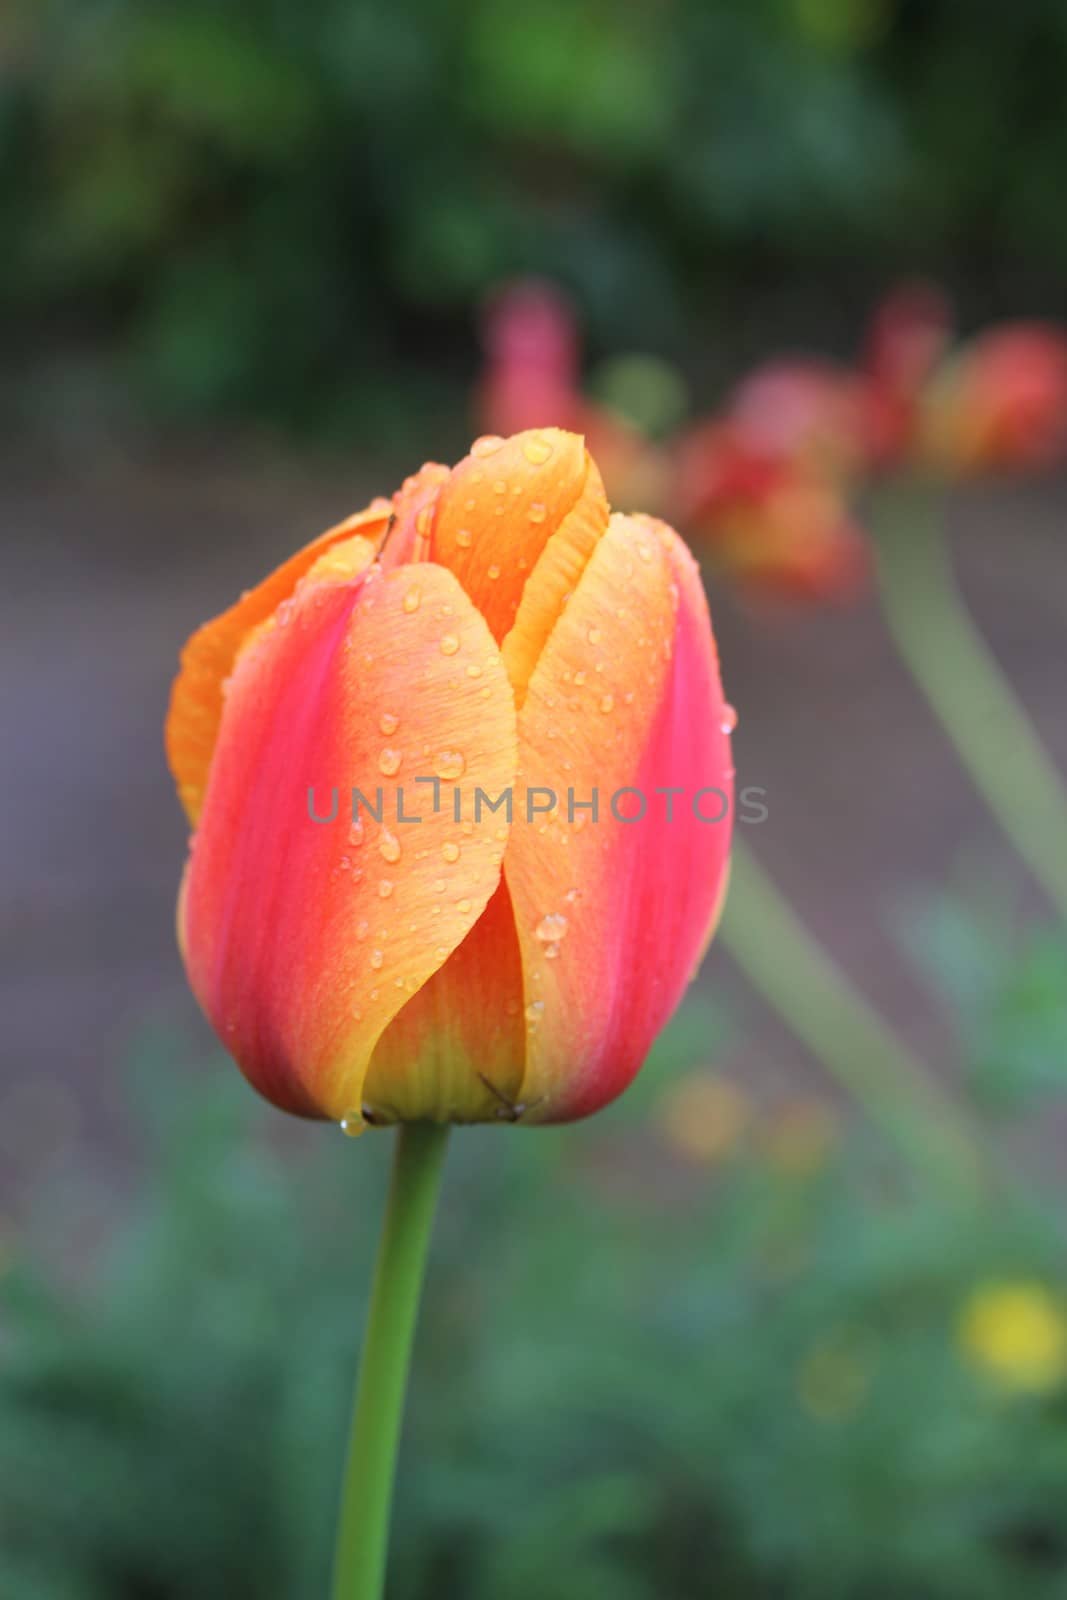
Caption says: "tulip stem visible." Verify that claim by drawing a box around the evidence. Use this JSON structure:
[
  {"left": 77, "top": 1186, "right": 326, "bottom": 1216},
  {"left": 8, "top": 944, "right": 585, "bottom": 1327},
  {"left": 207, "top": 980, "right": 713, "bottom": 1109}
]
[
  {"left": 331, "top": 1122, "right": 450, "bottom": 1600},
  {"left": 873, "top": 481, "right": 1067, "bottom": 925},
  {"left": 721, "top": 838, "right": 981, "bottom": 1187}
]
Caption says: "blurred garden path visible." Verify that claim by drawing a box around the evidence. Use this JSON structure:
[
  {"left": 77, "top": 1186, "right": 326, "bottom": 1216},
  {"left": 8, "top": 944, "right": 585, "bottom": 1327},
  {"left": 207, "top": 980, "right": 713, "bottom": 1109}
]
[{"left": 3, "top": 444, "right": 1066, "bottom": 1215}]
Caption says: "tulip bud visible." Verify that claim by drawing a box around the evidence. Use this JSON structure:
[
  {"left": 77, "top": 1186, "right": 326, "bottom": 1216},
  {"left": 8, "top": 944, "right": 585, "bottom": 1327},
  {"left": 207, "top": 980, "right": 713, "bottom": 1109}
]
[
  {"left": 167, "top": 431, "right": 734, "bottom": 1131},
  {"left": 919, "top": 324, "right": 1067, "bottom": 474},
  {"left": 674, "top": 421, "right": 869, "bottom": 605}
]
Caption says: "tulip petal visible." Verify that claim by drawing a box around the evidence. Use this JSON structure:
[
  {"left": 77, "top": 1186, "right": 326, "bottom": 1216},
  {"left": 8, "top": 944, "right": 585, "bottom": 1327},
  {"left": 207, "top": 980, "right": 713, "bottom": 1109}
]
[
  {"left": 504, "top": 514, "right": 733, "bottom": 1123},
  {"left": 364, "top": 878, "right": 526, "bottom": 1123},
  {"left": 165, "top": 501, "right": 392, "bottom": 825},
  {"left": 501, "top": 459, "right": 609, "bottom": 706},
  {"left": 180, "top": 546, "right": 518, "bottom": 1123},
  {"left": 431, "top": 429, "right": 593, "bottom": 642}
]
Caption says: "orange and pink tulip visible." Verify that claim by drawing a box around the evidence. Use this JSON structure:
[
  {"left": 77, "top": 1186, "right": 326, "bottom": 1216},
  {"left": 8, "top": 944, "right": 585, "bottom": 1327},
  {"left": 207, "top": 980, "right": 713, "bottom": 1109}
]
[{"left": 167, "top": 430, "right": 734, "bottom": 1133}]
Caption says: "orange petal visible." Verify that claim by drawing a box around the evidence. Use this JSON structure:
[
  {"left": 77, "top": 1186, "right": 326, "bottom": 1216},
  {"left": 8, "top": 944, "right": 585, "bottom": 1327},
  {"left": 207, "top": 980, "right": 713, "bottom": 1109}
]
[
  {"left": 430, "top": 429, "right": 593, "bottom": 642},
  {"left": 501, "top": 458, "right": 609, "bottom": 706},
  {"left": 364, "top": 877, "right": 526, "bottom": 1123},
  {"left": 179, "top": 548, "right": 518, "bottom": 1124},
  {"left": 504, "top": 514, "right": 733, "bottom": 1122},
  {"left": 165, "top": 500, "right": 392, "bottom": 825}
]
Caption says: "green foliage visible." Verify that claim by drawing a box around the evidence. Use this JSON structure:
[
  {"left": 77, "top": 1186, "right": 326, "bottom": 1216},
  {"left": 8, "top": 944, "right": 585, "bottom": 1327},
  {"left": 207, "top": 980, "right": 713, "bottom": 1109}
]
[
  {"left": 6, "top": 966, "right": 1067, "bottom": 1598},
  {"left": 4, "top": 0, "right": 1067, "bottom": 430}
]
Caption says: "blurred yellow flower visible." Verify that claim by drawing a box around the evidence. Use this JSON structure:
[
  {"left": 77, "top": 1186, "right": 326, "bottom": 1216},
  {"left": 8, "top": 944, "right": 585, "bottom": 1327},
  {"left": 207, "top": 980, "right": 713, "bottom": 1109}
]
[
  {"left": 658, "top": 1072, "right": 749, "bottom": 1164},
  {"left": 958, "top": 1281, "right": 1067, "bottom": 1394}
]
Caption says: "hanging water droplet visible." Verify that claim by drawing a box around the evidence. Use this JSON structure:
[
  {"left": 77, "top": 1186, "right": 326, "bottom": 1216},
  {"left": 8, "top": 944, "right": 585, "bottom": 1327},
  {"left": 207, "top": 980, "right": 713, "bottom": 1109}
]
[
  {"left": 340, "top": 1110, "right": 365, "bottom": 1137},
  {"left": 721, "top": 702, "right": 738, "bottom": 733}
]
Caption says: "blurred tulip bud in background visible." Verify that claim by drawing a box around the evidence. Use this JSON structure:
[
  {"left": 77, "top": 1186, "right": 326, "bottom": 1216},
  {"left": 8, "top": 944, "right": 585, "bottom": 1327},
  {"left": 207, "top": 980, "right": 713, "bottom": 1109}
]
[
  {"left": 919, "top": 325, "right": 1067, "bottom": 474},
  {"left": 478, "top": 280, "right": 673, "bottom": 513},
  {"left": 674, "top": 421, "right": 870, "bottom": 605},
  {"left": 167, "top": 430, "right": 733, "bottom": 1134},
  {"left": 727, "top": 360, "right": 874, "bottom": 480}
]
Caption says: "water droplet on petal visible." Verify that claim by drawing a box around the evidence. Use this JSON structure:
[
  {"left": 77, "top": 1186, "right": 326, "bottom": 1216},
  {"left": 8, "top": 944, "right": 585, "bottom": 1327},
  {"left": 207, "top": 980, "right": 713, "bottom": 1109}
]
[
  {"left": 435, "top": 750, "right": 466, "bottom": 780},
  {"left": 441, "top": 842, "right": 460, "bottom": 863},
  {"left": 379, "top": 829, "right": 402, "bottom": 864},
  {"left": 379, "top": 711, "right": 399, "bottom": 735},
  {"left": 457, "top": 898, "right": 472, "bottom": 914},
  {"left": 370, "top": 948, "right": 384, "bottom": 969},
  {"left": 440, "top": 634, "right": 460, "bottom": 656},
  {"left": 403, "top": 587, "right": 421, "bottom": 614},
  {"left": 471, "top": 434, "right": 505, "bottom": 458},
  {"left": 487, "top": 564, "right": 501, "bottom": 581},
  {"left": 525, "top": 1000, "right": 545, "bottom": 1024},
  {"left": 587, "top": 627, "right": 601, "bottom": 644},
  {"left": 529, "top": 501, "right": 547, "bottom": 524},
  {"left": 599, "top": 694, "right": 614, "bottom": 713},
  {"left": 378, "top": 880, "right": 394, "bottom": 899},
  {"left": 523, "top": 434, "right": 553, "bottom": 465},
  {"left": 455, "top": 528, "right": 473, "bottom": 549},
  {"left": 379, "top": 748, "right": 402, "bottom": 776},
  {"left": 536, "top": 913, "right": 568, "bottom": 944},
  {"left": 355, "top": 919, "right": 370, "bottom": 941},
  {"left": 721, "top": 702, "right": 738, "bottom": 733}
]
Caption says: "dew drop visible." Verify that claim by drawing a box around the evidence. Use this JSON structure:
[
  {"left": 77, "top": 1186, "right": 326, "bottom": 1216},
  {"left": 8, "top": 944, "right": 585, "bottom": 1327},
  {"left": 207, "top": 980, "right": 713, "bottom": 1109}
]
[
  {"left": 379, "top": 711, "right": 399, "bottom": 735},
  {"left": 487, "top": 564, "right": 501, "bottom": 581},
  {"left": 340, "top": 1110, "right": 365, "bottom": 1137},
  {"left": 379, "top": 829, "right": 402, "bottom": 864},
  {"left": 466, "top": 663, "right": 483, "bottom": 678},
  {"left": 440, "top": 634, "right": 460, "bottom": 656},
  {"left": 348, "top": 820, "right": 365, "bottom": 848},
  {"left": 456, "top": 527, "right": 473, "bottom": 548},
  {"left": 525, "top": 1000, "right": 545, "bottom": 1024},
  {"left": 441, "top": 842, "right": 460, "bottom": 863},
  {"left": 599, "top": 694, "right": 615, "bottom": 713},
  {"left": 721, "top": 702, "right": 739, "bottom": 733},
  {"left": 457, "top": 898, "right": 472, "bottom": 913},
  {"left": 587, "top": 627, "right": 602, "bottom": 645},
  {"left": 523, "top": 434, "right": 553, "bottom": 465},
  {"left": 471, "top": 434, "right": 505, "bottom": 458},
  {"left": 492, "top": 479, "right": 508, "bottom": 495},
  {"left": 574, "top": 669, "right": 587, "bottom": 686},
  {"left": 378, "top": 880, "right": 394, "bottom": 899},
  {"left": 536, "top": 913, "right": 568, "bottom": 944},
  {"left": 355, "top": 919, "right": 370, "bottom": 941},
  {"left": 435, "top": 750, "right": 466, "bottom": 780},
  {"left": 379, "top": 747, "right": 402, "bottom": 776},
  {"left": 403, "top": 587, "right": 421, "bottom": 614},
  {"left": 528, "top": 501, "right": 547, "bottom": 524},
  {"left": 370, "top": 948, "right": 384, "bottom": 969}
]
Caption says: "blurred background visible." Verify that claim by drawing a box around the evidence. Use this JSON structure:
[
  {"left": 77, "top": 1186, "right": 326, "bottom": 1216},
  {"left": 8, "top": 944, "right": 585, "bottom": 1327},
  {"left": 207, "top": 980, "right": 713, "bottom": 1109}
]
[{"left": 4, "top": 1, "right": 1067, "bottom": 1595}]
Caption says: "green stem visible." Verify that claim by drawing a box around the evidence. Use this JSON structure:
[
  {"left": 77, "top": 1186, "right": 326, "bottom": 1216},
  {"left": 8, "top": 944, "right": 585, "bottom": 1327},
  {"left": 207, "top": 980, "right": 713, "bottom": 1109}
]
[
  {"left": 331, "top": 1122, "right": 450, "bottom": 1600},
  {"left": 874, "top": 482, "right": 1067, "bottom": 925},
  {"left": 721, "top": 838, "right": 980, "bottom": 1187}
]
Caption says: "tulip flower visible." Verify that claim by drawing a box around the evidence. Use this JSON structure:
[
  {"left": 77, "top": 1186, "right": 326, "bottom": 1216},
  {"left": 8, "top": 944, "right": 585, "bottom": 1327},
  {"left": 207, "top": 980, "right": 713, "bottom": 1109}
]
[
  {"left": 673, "top": 421, "right": 869, "bottom": 604},
  {"left": 167, "top": 429, "right": 734, "bottom": 1134},
  {"left": 919, "top": 323, "right": 1067, "bottom": 473},
  {"left": 727, "top": 360, "right": 875, "bottom": 480}
]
